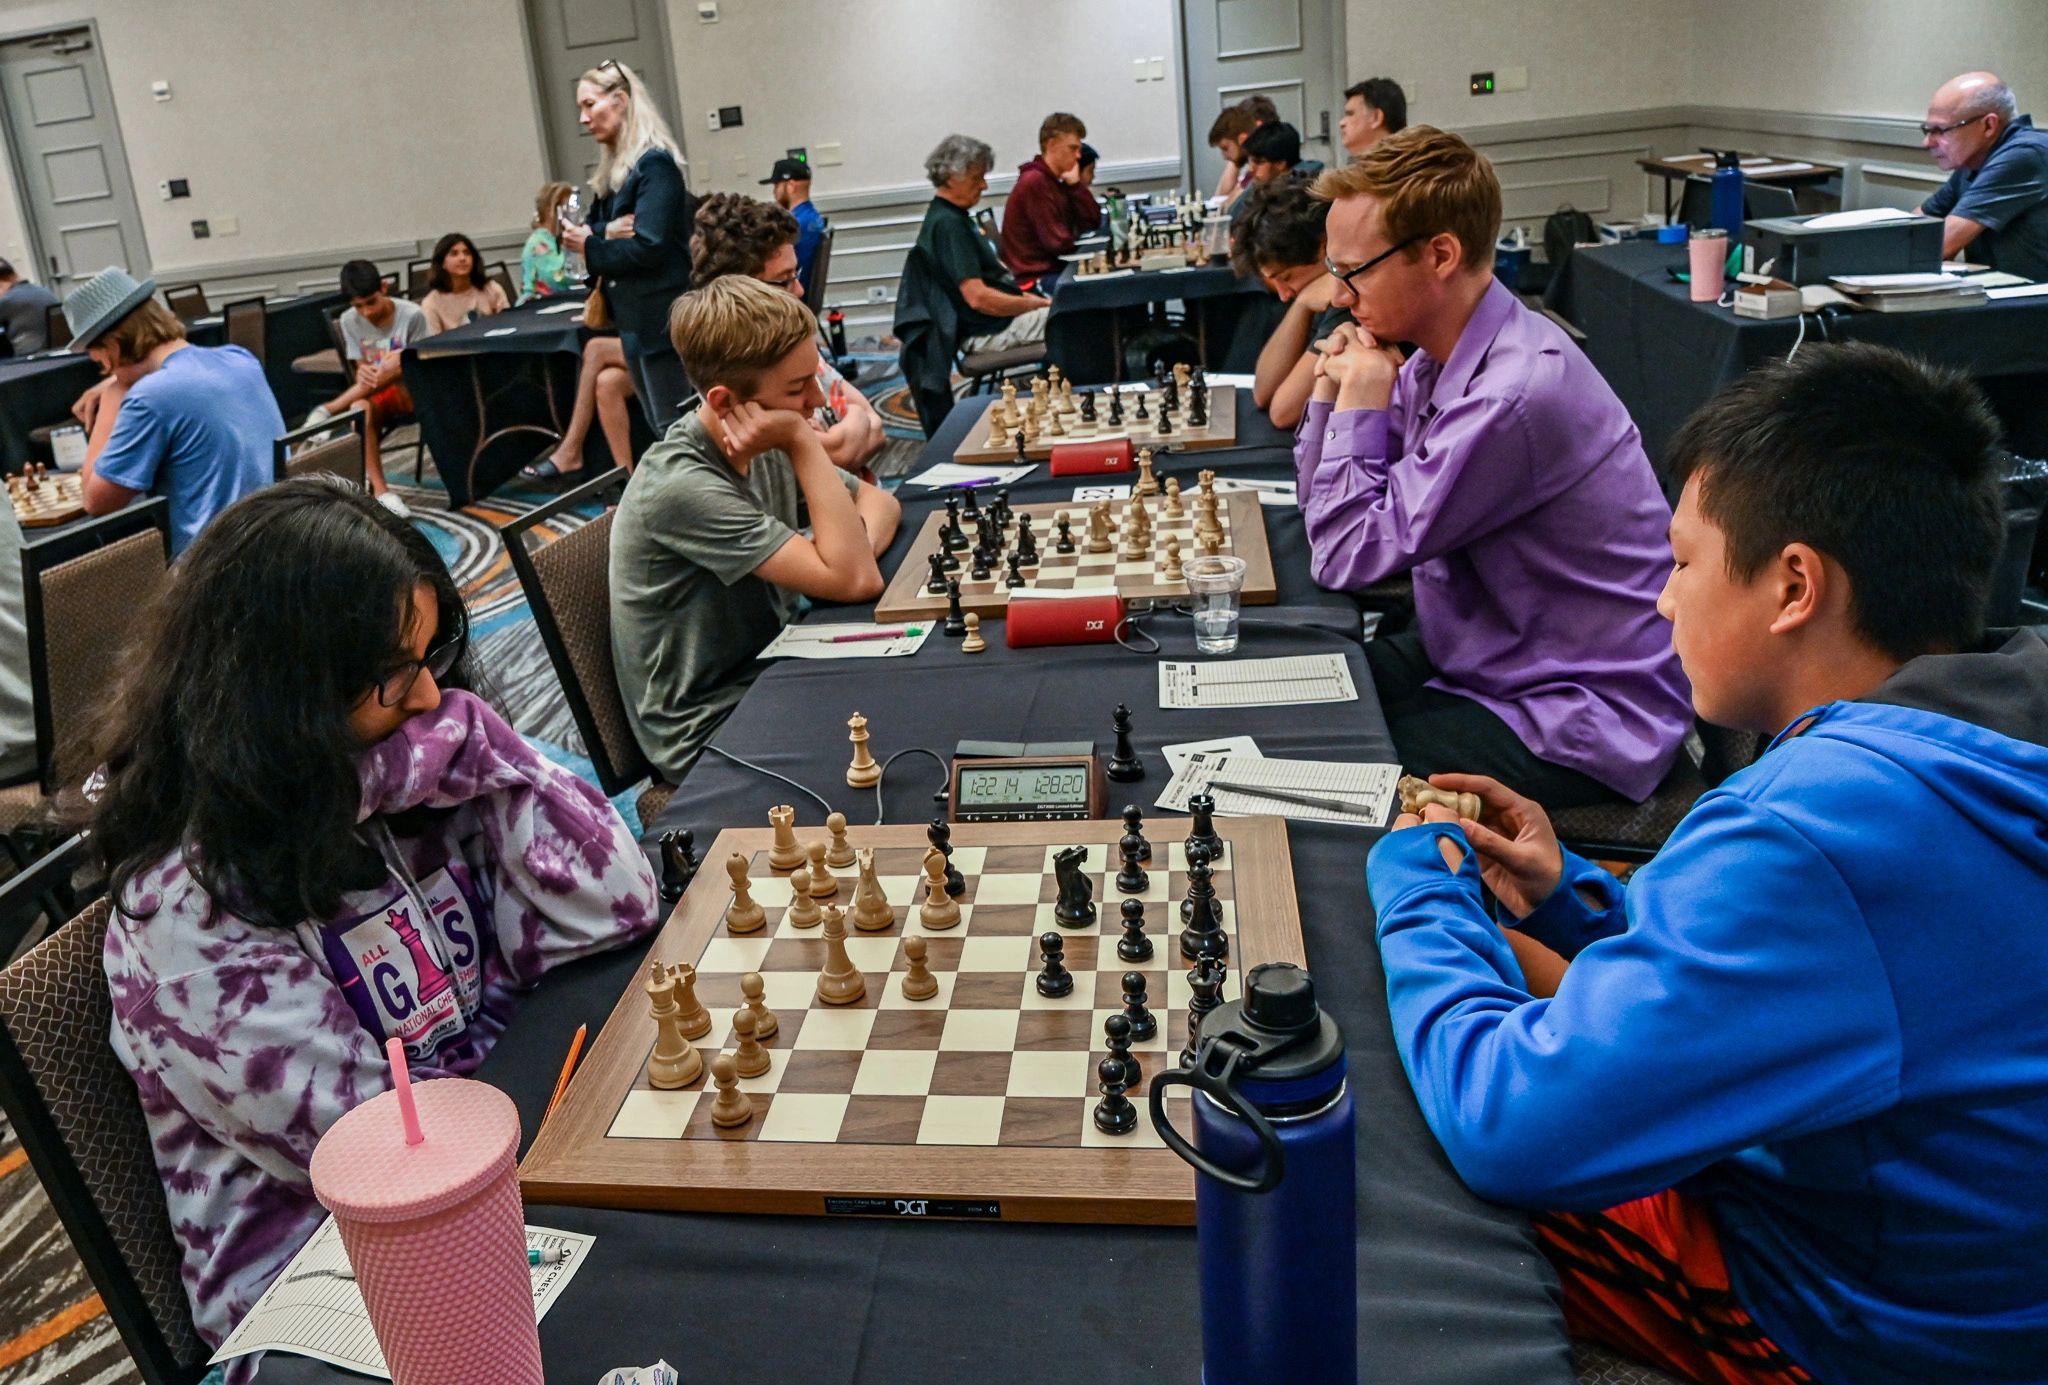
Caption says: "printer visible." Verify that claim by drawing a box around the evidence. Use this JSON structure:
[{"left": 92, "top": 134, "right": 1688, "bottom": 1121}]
[{"left": 1742, "top": 214, "right": 1944, "bottom": 285}]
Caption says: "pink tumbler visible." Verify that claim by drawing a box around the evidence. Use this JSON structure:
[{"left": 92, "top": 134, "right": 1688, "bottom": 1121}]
[
  {"left": 1688, "top": 228, "right": 1728, "bottom": 302},
  {"left": 309, "top": 1067, "right": 541, "bottom": 1385}
]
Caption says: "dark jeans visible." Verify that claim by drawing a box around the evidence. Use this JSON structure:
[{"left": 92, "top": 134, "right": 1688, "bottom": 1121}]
[
  {"left": 1365, "top": 630, "right": 1623, "bottom": 810},
  {"left": 630, "top": 347, "right": 694, "bottom": 437}
]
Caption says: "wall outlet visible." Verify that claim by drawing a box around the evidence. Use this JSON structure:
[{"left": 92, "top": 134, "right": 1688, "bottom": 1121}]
[
  {"left": 696, "top": 0, "right": 718, "bottom": 19},
  {"left": 1132, "top": 57, "right": 1148, "bottom": 83},
  {"left": 213, "top": 214, "right": 238, "bottom": 236},
  {"left": 1469, "top": 71, "right": 1496, "bottom": 96},
  {"left": 814, "top": 142, "right": 843, "bottom": 167},
  {"left": 150, "top": 79, "right": 171, "bottom": 102},
  {"left": 1497, "top": 64, "right": 1528, "bottom": 93},
  {"left": 1148, "top": 56, "right": 1166, "bottom": 81},
  {"left": 865, "top": 285, "right": 889, "bottom": 303}
]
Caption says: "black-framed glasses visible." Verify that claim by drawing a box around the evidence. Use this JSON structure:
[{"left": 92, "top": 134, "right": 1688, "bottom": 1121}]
[
  {"left": 373, "top": 630, "right": 465, "bottom": 707},
  {"left": 1919, "top": 113, "right": 1986, "bottom": 138},
  {"left": 599, "top": 58, "right": 633, "bottom": 92},
  {"left": 763, "top": 267, "right": 803, "bottom": 292},
  {"left": 1323, "top": 236, "right": 1421, "bottom": 296}
]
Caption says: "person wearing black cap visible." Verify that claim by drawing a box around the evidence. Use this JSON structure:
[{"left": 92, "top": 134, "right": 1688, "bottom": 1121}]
[
  {"left": 999, "top": 112, "right": 1101, "bottom": 289},
  {"left": 762, "top": 157, "right": 826, "bottom": 299}
]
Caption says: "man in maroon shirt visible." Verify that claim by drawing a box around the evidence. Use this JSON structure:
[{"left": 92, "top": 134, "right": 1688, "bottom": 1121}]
[{"left": 999, "top": 112, "right": 1102, "bottom": 289}]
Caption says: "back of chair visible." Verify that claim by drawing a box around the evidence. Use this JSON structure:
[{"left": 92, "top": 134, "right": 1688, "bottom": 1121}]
[
  {"left": 44, "top": 302, "right": 71, "bottom": 350},
  {"left": 272, "top": 410, "right": 366, "bottom": 485},
  {"left": 23, "top": 507, "right": 172, "bottom": 794},
  {"left": 405, "top": 258, "right": 432, "bottom": 302},
  {"left": 0, "top": 851, "right": 212, "bottom": 1384},
  {"left": 806, "top": 225, "right": 836, "bottom": 308},
  {"left": 163, "top": 284, "right": 208, "bottom": 322},
  {"left": 500, "top": 469, "right": 655, "bottom": 795},
  {"left": 487, "top": 261, "right": 517, "bottom": 305},
  {"left": 222, "top": 295, "right": 266, "bottom": 366}
]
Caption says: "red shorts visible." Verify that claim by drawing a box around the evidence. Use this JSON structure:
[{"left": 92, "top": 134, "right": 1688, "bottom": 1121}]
[
  {"left": 368, "top": 381, "right": 414, "bottom": 421},
  {"left": 1538, "top": 1191, "right": 1812, "bottom": 1385}
]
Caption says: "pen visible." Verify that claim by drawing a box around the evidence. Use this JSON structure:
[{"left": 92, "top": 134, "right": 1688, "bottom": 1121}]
[
  {"left": 542, "top": 1023, "right": 588, "bottom": 1125},
  {"left": 823, "top": 627, "right": 919, "bottom": 643},
  {"left": 943, "top": 476, "right": 1003, "bottom": 489},
  {"left": 291, "top": 1246, "right": 565, "bottom": 1283},
  {"left": 1205, "top": 780, "right": 1378, "bottom": 815}
]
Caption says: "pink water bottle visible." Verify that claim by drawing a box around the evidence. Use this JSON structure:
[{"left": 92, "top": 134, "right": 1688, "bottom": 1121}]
[
  {"left": 309, "top": 1042, "right": 541, "bottom": 1384},
  {"left": 1688, "top": 228, "right": 1728, "bottom": 302}
]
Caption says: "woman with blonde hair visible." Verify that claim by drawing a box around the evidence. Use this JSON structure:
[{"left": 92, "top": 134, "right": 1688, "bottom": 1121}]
[
  {"left": 559, "top": 60, "right": 695, "bottom": 436},
  {"left": 521, "top": 180, "right": 579, "bottom": 300}
]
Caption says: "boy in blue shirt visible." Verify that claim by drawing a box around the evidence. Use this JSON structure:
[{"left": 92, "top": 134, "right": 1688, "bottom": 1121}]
[
  {"left": 1368, "top": 343, "right": 2048, "bottom": 1384},
  {"left": 69, "top": 268, "right": 281, "bottom": 554}
]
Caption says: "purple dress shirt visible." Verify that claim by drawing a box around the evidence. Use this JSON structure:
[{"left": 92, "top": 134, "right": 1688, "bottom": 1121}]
[{"left": 1294, "top": 279, "right": 1691, "bottom": 800}]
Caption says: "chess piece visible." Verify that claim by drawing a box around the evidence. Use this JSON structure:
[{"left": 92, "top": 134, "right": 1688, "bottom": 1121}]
[
  {"left": 1201, "top": 532, "right": 1224, "bottom": 558},
  {"left": 1080, "top": 391, "right": 1097, "bottom": 424},
  {"left": 1094, "top": 1016, "right": 1139, "bottom": 1135},
  {"left": 1135, "top": 447, "right": 1159, "bottom": 497},
  {"left": 815, "top": 906, "right": 867, "bottom": 1005},
  {"left": 1116, "top": 828, "right": 1149, "bottom": 893},
  {"left": 804, "top": 840, "right": 838, "bottom": 899},
  {"left": 1052, "top": 846, "right": 1096, "bottom": 928},
  {"left": 1015, "top": 514, "right": 1037, "bottom": 564},
  {"left": 1186, "top": 791, "right": 1224, "bottom": 859},
  {"left": 1107, "top": 389, "right": 1124, "bottom": 427},
  {"left": 900, "top": 935, "right": 941, "bottom": 1000},
  {"left": 1181, "top": 957, "right": 1227, "bottom": 1066},
  {"left": 1198, "top": 468, "right": 1217, "bottom": 498},
  {"left": 671, "top": 962, "right": 711, "bottom": 1039},
  {"left": 960, "top": 611, "right": 987, "bottom": 653},
  {"left": 768, "top": 804, "right": 804, "bottom": 871},
  {"left": 962, "top": 484, "right": 982, "bottom": 525},
  {"left": 1047, "top": 409, "right": 1065, "bottom": 438},
  {"left": 1123, "top": 804, "right": 1153, "bottom": 862},
  {"left": 740, "top": 970, "right": 778, "bottom": 1040},
  {"left": 852, "top": 847, "right": 894, "bottom": 931},
  {"left": 1117, "top": 897, "right": 1154, "bottom": 963},
  {"left": 970, "top": 550, "right": 992, "bottom": 583},
  {"left": 1162, "top": 476, "right": 1184, "bottom": 519},
  {"left": 725, "top": 853, "right": 766, "bottom": 934},
  {"left": 1004, "top": 552, "right": 1026, "bottom": 589},
  {"left": 1134, "top": 390, "right": 1149, "bottom": 422},
  {"left": 1155, "top": 407, "right": 1174, "bottom": 437},
  {"left": 786, "top": 873, "right": 823, "bottom": 928},
  {"left": 646, "top": 963, "right": 703, "bottom": 1089},
  {"left": 709, "top": 1053, "right": 753, "bottom": 1127},
  {"left": 1179, "top": 841, "right": 1228, "bottom": 963},
  {"left": 1123, "top": 971, "right": 1158, "bottom": 1041},
  {"left": 918, "top": 845, "right": 962, "bottom": 928},
  {"left": 1037, "top": 931, "right": 1075, "bottom": 997},
  {"left": 1054, "top": 511, "right": 1076, "bottom": 554},
  {"left": 657, "top": 829, "right": 697, "bottom": 906},
  {"left": 926, "top": 551, "right": 949, "bottom": 594},
  {"left": 1396, "top": 774, "right": 1483, "bottom": 822},
  {"left": 1189, "top": 385, "right": 1208, "bottom": 428},
  {"left": 1107, "top": 703, "right": 1144, "bottom": 782},
  {"left": 845, "top": 712, "right": 881, "bottom": 790},
  {"left": 730, "top": 1008, "right": 772, "bottom": 1079},
  {"left": 943, "top": 496, "right": 966, "bottom": 549},
  {"left": 1087, "top": 503, "right": 1114, "bottom": 555},
  {"left": 825, "top": 811, "right": 857, "bottom": 868},
  {"left": 928, "top": 818, "right": 965, "bottom": 896},
  {"left": 943, "top": 578, "right": 967, "bottom": 637},
  {"left": 987, "top": 410, "right": 1009, "bottom": 448},
  {"left": 1162, "top": 538, "right": 1184, "bottom": 584}
]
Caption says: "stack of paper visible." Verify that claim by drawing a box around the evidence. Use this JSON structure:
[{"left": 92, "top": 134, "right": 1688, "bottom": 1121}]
[{"left": 1827, "top": 271, "right": 1986, "bottom": 313}]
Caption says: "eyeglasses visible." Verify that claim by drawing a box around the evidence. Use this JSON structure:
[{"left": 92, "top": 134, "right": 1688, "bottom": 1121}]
[
  {"left": 1919, "top": 113, "right": 1986, "bottom": 138},
  {"left": 1323, "top": 236, "right": 1421, "bottom": 296},
  {"left": 373, "top": 630, "right": 465, "bottom": 707},
  {"left": 763, "top": 269, "right": 803, "bottom": 292},
  {"left": 599, "top": 58, "right": 633, "bottom": 92}
]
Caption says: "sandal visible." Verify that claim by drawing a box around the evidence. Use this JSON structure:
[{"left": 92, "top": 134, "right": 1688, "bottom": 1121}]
[{"left": 519, "top": 456, "right": 583, "bottom": 483}]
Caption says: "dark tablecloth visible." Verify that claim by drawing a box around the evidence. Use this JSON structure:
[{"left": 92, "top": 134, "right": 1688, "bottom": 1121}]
[
  {"left": 1047, "top": 262, "right": 1274, "bottom": 384},
  {"left": 1552, "top": 240, "right": 2048, "bottom": 467}
]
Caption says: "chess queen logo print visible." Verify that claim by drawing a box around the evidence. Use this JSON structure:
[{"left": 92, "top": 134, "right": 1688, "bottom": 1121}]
[{"left": 320, "top": 865, "right": 485, "bottom": 1060}]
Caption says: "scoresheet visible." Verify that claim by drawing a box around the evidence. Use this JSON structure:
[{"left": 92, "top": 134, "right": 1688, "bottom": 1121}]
[{"left": 1158, "top": 654, "right": 1358, "bottom": 709}]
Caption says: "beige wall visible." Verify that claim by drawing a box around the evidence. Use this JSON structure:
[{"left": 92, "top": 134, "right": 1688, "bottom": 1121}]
[{"left": 0, "top": 0, "right": 546, "bottom": 282}]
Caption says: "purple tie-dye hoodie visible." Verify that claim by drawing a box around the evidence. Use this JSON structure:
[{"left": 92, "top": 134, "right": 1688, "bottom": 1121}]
[{"left": 103, "top": 690, "right": 658, "bottom": 1369}]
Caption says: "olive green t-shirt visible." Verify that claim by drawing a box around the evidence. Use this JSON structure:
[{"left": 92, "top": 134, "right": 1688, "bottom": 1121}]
[{"left": 609, "top": 412, "right": 860, "bottom": 781}]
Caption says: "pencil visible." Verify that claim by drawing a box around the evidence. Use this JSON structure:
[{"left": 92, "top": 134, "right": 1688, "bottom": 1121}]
[
  {"left": 1205, "top": 780, "right": 1377, "bottom": 815},
  {"left": 543, "top": 1023, "right": 588, "bottom": 1124}
]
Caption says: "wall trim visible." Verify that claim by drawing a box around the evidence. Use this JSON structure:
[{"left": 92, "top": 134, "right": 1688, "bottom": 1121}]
[
  {"left": 1450, "top": 104, "right": 1926, "bottom": 152},
  {"left": 150, "top": 227, "right": 531, "bottom": 288},
  {"left": 812, "top": 157, "right": 1183, "bottom": 216}
]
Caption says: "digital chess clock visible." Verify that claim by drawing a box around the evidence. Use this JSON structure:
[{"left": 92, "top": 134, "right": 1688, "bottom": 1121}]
[{"left": 949, "top": 754, "right": 1103, "bottom": 824}]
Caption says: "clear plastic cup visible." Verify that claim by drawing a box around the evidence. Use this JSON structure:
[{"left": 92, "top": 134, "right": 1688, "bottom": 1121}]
[{"left": 1186, "top": 555, "right": 1248, "bottom": 654}]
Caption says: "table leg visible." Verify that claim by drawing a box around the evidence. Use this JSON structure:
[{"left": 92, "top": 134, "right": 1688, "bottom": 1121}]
[
  {"left": 1111, "top": 314, "right": 1123, "bottom": 384},
  {"left": 462, "top": 353, "right": 565, "bottom": 509}
]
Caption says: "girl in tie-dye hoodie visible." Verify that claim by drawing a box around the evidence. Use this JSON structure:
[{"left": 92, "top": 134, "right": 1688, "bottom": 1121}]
[{"left": 88, "top": 479, "right": 658, "bottom": 1374}]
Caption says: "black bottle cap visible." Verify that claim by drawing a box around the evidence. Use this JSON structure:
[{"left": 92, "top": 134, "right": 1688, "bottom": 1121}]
[{"left": 1243, "top": 963, "right": 1318, "bottom": 1034}]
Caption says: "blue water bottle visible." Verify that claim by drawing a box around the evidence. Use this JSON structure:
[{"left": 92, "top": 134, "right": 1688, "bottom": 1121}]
[
  {"left": 1707, "top": 148, "right": 1746, "bottom": 236},
  {"left": 1151, "top": 962, "right": 1356, "bottom": 1385}
]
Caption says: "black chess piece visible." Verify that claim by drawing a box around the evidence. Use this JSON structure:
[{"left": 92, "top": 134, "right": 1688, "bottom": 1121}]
[
  {"left": 1181, "top": 956, "right": 1227, "bottom": 1065},
  {"left": 970, "top": 551, "right": 992, "bottom": 582},
  {"left": 658, "top": 829, "right": 697, "bottom": 905},
  {"left": 940, "top": 539, "right": 961, "bottom": 573},
  {"left": 1054, "top": 514, "right": 1076, "bottom": 554},
  {"left": 962, "top": 485, "right": 982, "bottom": 524},
  {"left": 943, "top": 497, "right": 968, "bottom": 551},
  {"left": 1134, "top": 390, "right": 1150, "bottom": 422},
  {"left": 1015, "top": 515, "right": 1037, "bottom": 563},
  {"left": 1179, "top": 841, "right": 1228, "bottom": 962},
  {"left": 1052, "top": 845, "right": 1097, "bottom": 927},
  {"left": 926, "top": 551, "right": 949, "bottom": 594},
  {"left": 1155, "top": 407, "right": 1174, "bottom": 437},
  {"left": 1116, "top": 830, "right": 1149, "bottom": 894},
  {"left": 1122, "top": 971, "right": 1158, "bottom": 1042},
  {"left": 1107, "top": 703, "right": 1144, "bottom": 782},
  {"left": 1080, "top": 391, "right": 1097, "bottom": 423},
  {"left": 1185, "top": 791, "right": 1224, "bottom": 859},
  {"left": 1107, "top": 390, "right": 1124, "bottom": 426},
  {"left": 1005, "top": 552, "right": 1026, "bottom": 589},
  {"left": 1013, "top": 431, "right": 1029, "bottom": 464},
  {"left": 928, "top": 818, "right": 966, "bottom": 896},
  {"left": 1189, "top": 386, "right": 1209, "bottom": 428},
  {"left": 993, "top": 487, "right": 1012, "bottom": 528},
  {"left": 1037, "top": 931, "right": 1075, "bottom": 998},
  {"left": 1118, "top": 898, "right": 1154, "bottom": 962},
  {"left": 1122, "top": 804, "right": 1153, "bottom": 862},
  {"left": 1093, "top": 1055, "right": 1138, "bottom": 1136},
  {"left": 943, "top": 579, "right": 966, "bottom": 637},
  {"left": 1163, "top": 375, "right": 1179, "bottom": 412}
]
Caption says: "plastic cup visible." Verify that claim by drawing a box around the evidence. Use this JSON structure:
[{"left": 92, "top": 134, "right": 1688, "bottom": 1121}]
[
  {"left": 309, "top": 1077, "right": 541, "bottom": 1385},
  {"left": 1688, "top": 228, "right": 1728, "bottom": 302},
  {"left": 1186, "top": 555, "right": 1248, "bottom": 654}
]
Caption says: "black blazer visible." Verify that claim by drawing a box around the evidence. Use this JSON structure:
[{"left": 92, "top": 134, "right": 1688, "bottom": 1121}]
[{"left": 584, "top": 147, "right": 695, "bottom": 358}]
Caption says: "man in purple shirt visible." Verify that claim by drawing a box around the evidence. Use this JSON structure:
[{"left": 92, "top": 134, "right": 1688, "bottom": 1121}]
[{"left": 1297, "top": 128, "right": 1690, "bottom": 806}]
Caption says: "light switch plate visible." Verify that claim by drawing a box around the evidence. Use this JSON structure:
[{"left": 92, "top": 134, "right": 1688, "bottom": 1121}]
[
  {"left": 815, "top": 142, "right": 843, "bottom": 166},
  {"left": 1498, "top": 64, "right": 1528, "bottom": 92},
  {"left": 707, "top": 108, "right": 722, "bottom": 131}
]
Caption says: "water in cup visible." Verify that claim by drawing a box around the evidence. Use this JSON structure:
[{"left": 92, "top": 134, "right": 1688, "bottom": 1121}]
[
  {"left": 1193, "top": 602, "right": 1240, "bottom": 654},
  {"left": 1185, "top": 554, "right": 1248, "bottom": 655}
]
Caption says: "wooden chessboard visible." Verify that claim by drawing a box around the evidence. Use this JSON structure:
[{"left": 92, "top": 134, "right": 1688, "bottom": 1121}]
[
  {"left": 9, "top": 472, "right": 83, "bottom": 528},
  {"left": 950, "top": 385, "right": 1238, "bottom": 464},
  {"left": 872, "top": 489, "right": 1276, "bottom": 623},
  {"left": 518, "top": 816, "right": 1304, "bottom": 1225}
]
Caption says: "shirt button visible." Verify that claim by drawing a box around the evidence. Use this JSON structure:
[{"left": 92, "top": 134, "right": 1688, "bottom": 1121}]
[{"left": 1326, "top": 429, "right": 1336, "bottom": 441}]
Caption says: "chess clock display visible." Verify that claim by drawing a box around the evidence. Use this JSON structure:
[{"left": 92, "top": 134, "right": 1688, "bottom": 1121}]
[{"left": 949, "top": 754, "right": 1103, "bottom": 823}]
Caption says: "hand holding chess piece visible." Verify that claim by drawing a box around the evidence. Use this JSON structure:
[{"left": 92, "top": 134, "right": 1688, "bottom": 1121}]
[{"left": 1396, "top": 774, "right": 1482, "bottom": 823}]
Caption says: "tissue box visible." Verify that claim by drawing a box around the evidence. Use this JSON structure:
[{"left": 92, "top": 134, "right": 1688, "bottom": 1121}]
[{"left": 1733, "top": 278, "right": 1802, "bottom": 320}]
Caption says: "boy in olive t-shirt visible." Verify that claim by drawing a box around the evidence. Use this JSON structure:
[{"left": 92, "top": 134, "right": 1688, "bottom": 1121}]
[{"left": 610, "top": 276, "right": 901, "bottom": 782}]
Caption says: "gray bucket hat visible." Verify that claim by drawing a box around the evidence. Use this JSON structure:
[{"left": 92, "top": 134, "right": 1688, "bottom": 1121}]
[{"left": 63, "top": 266, "right": 158, "bottom": 350}]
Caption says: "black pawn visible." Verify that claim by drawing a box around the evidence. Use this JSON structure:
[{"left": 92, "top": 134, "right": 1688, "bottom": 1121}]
[
  {"left": 1122, "top": 804, "right": 1153, "bottom": 863},
  {"left": 1054, "top": 514, "right": 1076, "bottom": 554},
  {"left": 943, "top": 579, "right": 966, "bottom": 637},
  {"left": 1107, "top": 703, "right": 1144, "bottom": 782},
  {"left": 1014, "top": 431, "right": 1029, "bottom": 464},
  {"left": 1107, "top": 390, "right": 1124, "bottom": 426},
  {"left": 1116, "top": 831, "right": 1149, "bottom": 894},
  {"left": 1093, "top": 1052, "right": 1138, "bottom": 1136},
  {"left": 658, "top": 829, "right": 696, "bottom": 905},
  {"left": 939, "top": 539, "right": 960, "bottom": 573},
  {"left": 962, "top": 485, "right": 982, "bottom": 524},
  {"left": 994, "top": 487, "right": 1012, "bottom": 529},
  {"left": 1122, "top": 971, "right": 1157, "bottom": 1042},
  {"left": 1185, "top": 791, "right": 1223, "bottom": 859},
  {"left": 970, "top": 551, "right": 992, "bottom": 582},
  {"left": 1134, "top": 391, "right": 1149, "bottom": 421},
  {"left": 1179, "top": 842, "right": 1227, "bottom": 962},
  {"left": 1189, "top": 387, "right": 1208, "bottom": 428},
  {"left": 928, "top": 818, "right": 965, "bottom": 896},
  {"left": 1004, "top": 552, "right": 1026, "bottom": 588},
  {"left": 1155, "top": 408, "right": 1173, "bottom": 437},
  {"left": 1117, "top": 897, "right": 1153, "bottom": 962},
  {"left": 1016, "top": 515, "right": 1037, "bottom": 564},
  {"left": 926, "top": 551, "right": 949, "bottom": 594},
  {"left": 1037, "top": 931, "right": 1074, "bottom": 998},
  {"left": 1181, "top": 957, "right": 1227, "bottom": 1065}
]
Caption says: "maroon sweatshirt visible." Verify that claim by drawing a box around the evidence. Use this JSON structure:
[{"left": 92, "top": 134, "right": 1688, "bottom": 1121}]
[{"left": 998, "top": 155, "right": 1101, "bottom": 278}]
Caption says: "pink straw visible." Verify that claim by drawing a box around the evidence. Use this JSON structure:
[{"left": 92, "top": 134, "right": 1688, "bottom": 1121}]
[{"left": 385, "top": 1035, "right": 425, "bottom": 1146}]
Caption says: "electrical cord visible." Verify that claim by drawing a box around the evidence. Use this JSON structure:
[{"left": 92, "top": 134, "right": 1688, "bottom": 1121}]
[
  {"left": 702, "top": 744, "right": 833, "bottom": 818},
  {"left": 873, "top": 747, "right": 951, "bottom": 825},
  {"left": 1114, "top": 610, "right": 1162, "bottom": 653}
]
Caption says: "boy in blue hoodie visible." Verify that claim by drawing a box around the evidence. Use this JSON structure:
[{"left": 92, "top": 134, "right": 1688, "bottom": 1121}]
[{"left": 1366, "top": 342, "right": 2048, "bottom": 1385}]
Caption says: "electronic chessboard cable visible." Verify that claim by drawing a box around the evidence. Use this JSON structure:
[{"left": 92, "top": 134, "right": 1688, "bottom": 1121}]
[
  {"left": 873, "top": 746, "right": 951, "bottom": 824},
  {"left": 701, "top": 744, "right": 834, "bottom": 818},
  {"left": 703, "top": 741, "right": 953, "bottom": 827}
]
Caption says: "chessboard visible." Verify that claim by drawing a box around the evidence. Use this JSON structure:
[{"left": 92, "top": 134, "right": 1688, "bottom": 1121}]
[
  {"left": 949, "top": 381, "right": 1238, "bottom": 464},
  {"left": 8, "top": 466, "right": 83, "bottom": 528},
  {"left": 872, "top": 483, "right": 1276, "bottom": 623},
  {"left": 518, "top": 814, "right": 1305, "bottom": 1225}
]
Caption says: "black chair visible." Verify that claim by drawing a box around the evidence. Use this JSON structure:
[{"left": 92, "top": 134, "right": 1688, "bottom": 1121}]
[
  {"left": 499, "top": 468, "right": 674, "bottom": 824},
  {"left": 405, "top": 258, "right": 433, "bottom": 302},
  {"left": 272, "top": 409, "right": 366, "bottom": 485},
  {"left": 0, "top": 834, "right": 213, "bottom": 1385},
  {"left": 44, "top": 302, "right": 71, "bottom": 350},
  {"left": 805, "top": 225, "right": 836, "bottom": 308},
  {"left": 222, "top": 295, "right": 266, "bottom": 367},
  {"left": 1548, "top": 720, "right": 1763, "bottom": 863},
  {"left": 486, "top": 261, "right": 517, "bottom": 306},
  {"left": 289, "top": 303, "right": 350, "bottom": 385},
  {"left": 162, "top": 283, "right": 208, "bottom": 321},
  {"left": 1677, "top": 177, "right": 1803, "bottom": 229}
]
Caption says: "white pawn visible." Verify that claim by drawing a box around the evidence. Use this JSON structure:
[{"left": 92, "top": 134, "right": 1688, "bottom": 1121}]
[
  {"left": 730, "top": 1008, "right": 772, "bottom": 1079},
  {"left": 900, "top": 936, "right": 940, "bottom": 1001},
  {"left": 740, "top": 970, "right": 778, "bottom": 1040},
  {"left": 805, "top": 840, "right": 838, "bottom": 899},
  {"left": 709, "top": 1053, "right": 753, "bottom": 1127},
  {"left": 825, "top": 811, "right": 857, "bottom": 868},
  {"left": 918, "top": 846, "right": 961, "bottom": 929}
]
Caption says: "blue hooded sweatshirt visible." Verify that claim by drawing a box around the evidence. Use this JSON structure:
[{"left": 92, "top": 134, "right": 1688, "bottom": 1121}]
[{"left": 1365, "top": 628, "right": 2048, "bottom": 1385}]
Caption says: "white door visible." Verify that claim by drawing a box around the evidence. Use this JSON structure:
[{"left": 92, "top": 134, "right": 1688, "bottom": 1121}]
[
  {"left": 1179, "top": 0, "right": 1343, "bottom": 195},
  {"left": 0, "top": 26, "right": 150, "bottom": 289}
]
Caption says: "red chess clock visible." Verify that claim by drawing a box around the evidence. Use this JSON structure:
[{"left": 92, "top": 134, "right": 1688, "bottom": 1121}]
[{"left": 1048, "top": 437, "right": 1135, "bottom": 476}]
